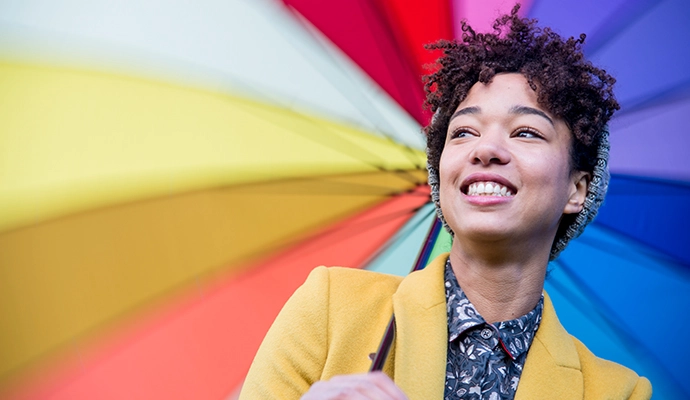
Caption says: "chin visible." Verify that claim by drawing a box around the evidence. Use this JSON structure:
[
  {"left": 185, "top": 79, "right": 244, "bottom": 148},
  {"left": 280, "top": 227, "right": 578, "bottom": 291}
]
[{"left": 449, "top": 223, "right": 513, "bottom": 243}]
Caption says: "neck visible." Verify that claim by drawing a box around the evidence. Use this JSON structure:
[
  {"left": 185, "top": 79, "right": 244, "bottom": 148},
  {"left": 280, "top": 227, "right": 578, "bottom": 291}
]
[{"left": 448, "top": 239, "right": 548, "bottom": 324}]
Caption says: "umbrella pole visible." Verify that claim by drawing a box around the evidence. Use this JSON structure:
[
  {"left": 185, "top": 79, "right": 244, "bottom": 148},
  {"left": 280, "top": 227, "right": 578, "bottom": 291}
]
[{"left": 369, "top": 217, "right": 443, "bottom": 371}]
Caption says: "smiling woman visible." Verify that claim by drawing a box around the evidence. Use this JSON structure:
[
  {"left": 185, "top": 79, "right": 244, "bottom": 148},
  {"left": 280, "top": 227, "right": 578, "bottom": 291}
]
[
  {"left": 424, "top": 11, "right": 620, "bottom": 263},
  {"left": 240, "top": 6, "right": 652, "bottom": 400},
  {"left": 439, "top": 73, "right": 588, "bottom": 271}
]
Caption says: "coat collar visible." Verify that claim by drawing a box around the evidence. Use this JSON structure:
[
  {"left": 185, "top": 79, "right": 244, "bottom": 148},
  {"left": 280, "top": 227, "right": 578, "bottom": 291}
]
[
  {"left": 391, "top": 253, "right": 584, "bottom": 399},
  {"left": 515, "top": 292, "right": 583, "bottom": 399}
]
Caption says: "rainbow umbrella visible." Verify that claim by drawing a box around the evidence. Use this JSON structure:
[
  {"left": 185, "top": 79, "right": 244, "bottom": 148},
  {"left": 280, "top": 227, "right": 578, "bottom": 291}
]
[{"left": 1, "top": 1, "right": 688, "bottom": 399}]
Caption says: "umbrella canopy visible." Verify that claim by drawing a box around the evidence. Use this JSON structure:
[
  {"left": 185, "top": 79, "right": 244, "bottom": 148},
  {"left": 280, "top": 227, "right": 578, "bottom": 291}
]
[
  {"left": 0, "top": 1, "right": 688, "bottom": 399},
  {"left": 0, "top": 1, "right": 428, "bottom": 398}
]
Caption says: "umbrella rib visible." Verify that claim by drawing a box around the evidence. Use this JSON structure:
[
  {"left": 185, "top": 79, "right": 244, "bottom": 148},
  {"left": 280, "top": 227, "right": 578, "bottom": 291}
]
[
  {"left": 365, "top": 0, "right": 426, "bottom": 117},
  {"left": 616, "top": 77, "right": 690, "bottom": 116},
  {"left": 584, "top": 0, "right": 665, "bottom": 56},
  {"left": 550, "top": 258, "right": 688, "bottom": 396},
  {"left": 298, "top": 203, "right": 427, "bottom": 247},
  {"left": 271, "top": 202, "right": 429, "bottom": 263},
  {"left": 595, "top": 175, "right": 690, "bottom": 268},
  {"left": 584, "top": 223, "right": 690, "bottom": 273},
  {"left": 388, "top": 168, "right": 431, "bottom": 186},
  {"left": 359, "top": 204, "right": 436, "bottom": 271},
  {"left": 553, "top": 259, "right": 649, "bottom": 345},
  {"left": 609, "top": 173, "right": 690, "bottom": 191},
  {"left": 222, "top": 171, "right": 429, "bottom": 196},
  {"left": 0, "top": 171, "right": 429, "bottom": 237},
  {"left": 235, "top": 99, "right": 421, "bottom": 173},
  {"left": 280, "top": 2, "right": 427, "bottom": 168}
]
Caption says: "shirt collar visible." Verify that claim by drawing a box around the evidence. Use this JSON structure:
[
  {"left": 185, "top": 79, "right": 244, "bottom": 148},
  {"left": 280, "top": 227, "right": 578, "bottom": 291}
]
[{"left": 444, "top": 259, "right": 543, "bottom": 359}]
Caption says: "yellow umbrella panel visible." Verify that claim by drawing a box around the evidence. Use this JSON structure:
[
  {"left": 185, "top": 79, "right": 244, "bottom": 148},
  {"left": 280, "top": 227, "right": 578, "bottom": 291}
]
[{"left": 0, "top": 61, "right": 427, "bottom": 390}]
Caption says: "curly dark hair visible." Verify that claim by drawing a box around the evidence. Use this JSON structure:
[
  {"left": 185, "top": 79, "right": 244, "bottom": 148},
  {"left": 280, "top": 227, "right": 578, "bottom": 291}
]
[{"left": 423, "top": 4, "right": 619, "bottom": 176}]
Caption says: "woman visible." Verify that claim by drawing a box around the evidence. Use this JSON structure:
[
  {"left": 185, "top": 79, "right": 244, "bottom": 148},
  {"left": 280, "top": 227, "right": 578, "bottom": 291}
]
[{"left": 240, "top": 7, "right": 652, "bottom": 399}]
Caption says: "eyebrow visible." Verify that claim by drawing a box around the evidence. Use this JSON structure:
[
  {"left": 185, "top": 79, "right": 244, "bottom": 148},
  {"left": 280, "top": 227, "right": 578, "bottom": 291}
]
[
  {"left": 449, "top": 106, "right": 480, "bottom": 121},
  {"left": 509, "top": 105, "right": 554, "bottom": 126},
  {"left": 449, "top": 105, "right": 555, "bottom": 127}
]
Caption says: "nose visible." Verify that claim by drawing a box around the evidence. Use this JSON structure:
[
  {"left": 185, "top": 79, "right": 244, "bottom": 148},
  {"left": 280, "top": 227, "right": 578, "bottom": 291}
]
[{"left": 470, "top": 134, "right": 511, "bottom": 166}]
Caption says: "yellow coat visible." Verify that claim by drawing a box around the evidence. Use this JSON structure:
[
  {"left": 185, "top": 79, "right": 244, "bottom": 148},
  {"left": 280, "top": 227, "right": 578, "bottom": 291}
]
[{"left": 240, "top": 254, "right": 652, "bottom": 399}]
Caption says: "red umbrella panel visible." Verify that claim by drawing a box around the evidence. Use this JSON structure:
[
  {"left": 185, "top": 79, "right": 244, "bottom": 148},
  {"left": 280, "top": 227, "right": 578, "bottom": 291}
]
[{"left": 1, "top": 184, "right": 430, "bottom": 400}]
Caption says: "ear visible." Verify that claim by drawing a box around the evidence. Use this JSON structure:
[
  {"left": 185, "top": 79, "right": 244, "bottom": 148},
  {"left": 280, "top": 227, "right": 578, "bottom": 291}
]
[{"left": 563, "top": 171, "right": 590, "bottom": 214}]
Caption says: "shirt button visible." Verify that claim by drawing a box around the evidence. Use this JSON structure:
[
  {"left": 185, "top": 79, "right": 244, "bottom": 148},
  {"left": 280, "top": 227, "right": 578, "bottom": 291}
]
[{"left": 480, "top": 328, "right": 493, "bottom": 339}]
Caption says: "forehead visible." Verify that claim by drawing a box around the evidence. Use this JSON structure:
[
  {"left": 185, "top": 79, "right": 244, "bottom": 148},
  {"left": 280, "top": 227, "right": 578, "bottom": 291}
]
[
  {"left": 457, "top": 73, "right": 540, "bottom": 111},
  {"left": 449, "top": 73, "right": 569, "bottom": 134},
  {"left": 447, "top": 73, "right": 574, "bottom": 149}
]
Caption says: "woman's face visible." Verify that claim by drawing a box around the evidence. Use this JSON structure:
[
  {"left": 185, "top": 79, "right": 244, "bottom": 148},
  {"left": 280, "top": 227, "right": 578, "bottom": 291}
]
[{"left": 439, "top": 73, "right": 588, "bottom": 249}]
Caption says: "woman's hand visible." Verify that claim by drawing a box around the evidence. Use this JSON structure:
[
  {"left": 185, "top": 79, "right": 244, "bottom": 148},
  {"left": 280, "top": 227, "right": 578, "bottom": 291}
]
[{"left": 301, "top": 372, "right": 408, "bottom": 400}]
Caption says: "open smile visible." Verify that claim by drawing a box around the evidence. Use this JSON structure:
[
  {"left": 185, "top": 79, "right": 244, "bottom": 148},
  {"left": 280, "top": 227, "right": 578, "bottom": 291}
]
[
  {"left": 466, "top": 181, "right": 514, "bottom": 197},
  {"left": 461, "top": 174, "right": 518, "bottom": 197}
]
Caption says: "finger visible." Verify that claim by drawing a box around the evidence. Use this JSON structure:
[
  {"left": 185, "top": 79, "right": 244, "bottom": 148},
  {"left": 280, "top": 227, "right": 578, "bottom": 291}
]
[
  {"left": 301, "top": 379, "right": 370, "bottom": 400},
  {"left": 329, "top": 374, "right": 391, "bottom": 399},
  {"left": 367, "top": 372, "right": 409, "bottom": 400},
  {"left": 304, "top": 373, "right": 408, "bottom": 400}
]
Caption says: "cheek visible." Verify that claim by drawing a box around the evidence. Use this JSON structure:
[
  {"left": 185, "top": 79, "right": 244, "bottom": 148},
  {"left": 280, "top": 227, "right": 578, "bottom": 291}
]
[
  {"left": 438, "top": 153, "right": 463, "bottom": 203},
  {"left": 437, "top": 154, "right": 457, "bottom": 214},
  {"left": 528, "top": 149, "right": 571, "bottom": 183},
  {"left": 437, "top": 167, "right": 452, "bottom": 202},
  {"left": 438, "top": 146, "right": 462, "bottom": 180},
  {"left": 531, "top": 153, "right": 575, "bottom": 204},
  {"left": 438, "top": 153, "right": 452, "bottom": 185}
]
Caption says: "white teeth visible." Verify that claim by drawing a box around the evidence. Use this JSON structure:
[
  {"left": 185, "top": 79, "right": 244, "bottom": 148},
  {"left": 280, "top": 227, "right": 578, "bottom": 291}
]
[{"left": 467, "top": 181, "right": 514, "bottom": 197}]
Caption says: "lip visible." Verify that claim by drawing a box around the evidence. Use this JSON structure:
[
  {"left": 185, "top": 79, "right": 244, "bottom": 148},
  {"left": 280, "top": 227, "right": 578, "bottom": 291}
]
[{"left": 460, "top": 173, "right": 518, "bottom": 195}]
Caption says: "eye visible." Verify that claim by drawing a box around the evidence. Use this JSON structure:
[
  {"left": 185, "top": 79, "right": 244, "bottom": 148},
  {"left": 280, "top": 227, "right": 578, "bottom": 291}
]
[
  {"left": 513, "top": 127, "right": 543, "bottom": 139},
  {"left": 449, "top": 128, "right": 477, "bottom": 139}
]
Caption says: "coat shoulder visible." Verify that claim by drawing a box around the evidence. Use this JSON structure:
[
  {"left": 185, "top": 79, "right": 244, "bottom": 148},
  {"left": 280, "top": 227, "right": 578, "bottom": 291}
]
[
  {"left": 572, "top": 337, "right": 652, "bottom": 399},
  {"left": 323, "top": 266, "right": 404, "bottom": 300},
  {"left": 280, "top": 266, "right": 404, "bottom": 322},
  {"left": 239, "top": 266, "right": 405, "bottom": 399}
]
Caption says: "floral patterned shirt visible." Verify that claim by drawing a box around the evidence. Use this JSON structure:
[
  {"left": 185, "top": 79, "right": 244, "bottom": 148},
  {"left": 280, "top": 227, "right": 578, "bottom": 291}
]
[{"left": 444, "top": 259, "right": 543, "bottom": 400}]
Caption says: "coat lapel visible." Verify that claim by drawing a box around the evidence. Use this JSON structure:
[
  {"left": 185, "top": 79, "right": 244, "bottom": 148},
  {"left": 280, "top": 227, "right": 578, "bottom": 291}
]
[
  {"left": 392, "top": 254, "right": 448, "bottom": 400},
  {"left": 391, "top": 254, "right": 585, "bottom": 399},
  {"left": 515, "top": 293, "right": 583, "bottom": 400}
]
